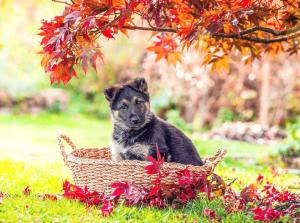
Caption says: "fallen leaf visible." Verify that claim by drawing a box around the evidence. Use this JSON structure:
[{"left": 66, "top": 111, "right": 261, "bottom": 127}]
[{"left": 23, "top": 186, "right": 31, "bottom": 196}]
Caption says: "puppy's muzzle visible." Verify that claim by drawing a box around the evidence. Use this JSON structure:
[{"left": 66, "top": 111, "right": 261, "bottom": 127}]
[{"left": 130, "top": 115, "right": 140, "bottom": 125}]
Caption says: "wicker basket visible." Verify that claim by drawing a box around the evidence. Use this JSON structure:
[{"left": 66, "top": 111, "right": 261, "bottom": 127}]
[{"left": 58, "top": 134, "right": 227, "bottom": 193}]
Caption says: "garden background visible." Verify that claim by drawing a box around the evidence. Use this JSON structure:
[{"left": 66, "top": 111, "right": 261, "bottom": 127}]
[{"left": 0, "top": 0, "right": 299, "bottom": 222}]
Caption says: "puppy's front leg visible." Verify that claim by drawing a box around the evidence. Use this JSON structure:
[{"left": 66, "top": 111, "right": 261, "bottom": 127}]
[
  {"left": 110, "top": 139, "right": 124, "bottom": 161},
  {"left": 123, "top": 150, "right": 146, "bottom": 161},
  {"left": 149, "top": 145, "right": 171, "bottom": 162},
  {"left": 123, "top": 143, "right": 150, "bottom": 161}
]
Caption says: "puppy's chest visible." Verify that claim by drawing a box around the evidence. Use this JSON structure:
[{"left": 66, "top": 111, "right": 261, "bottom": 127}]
[{"left": 111, "top": 132, "right": 150, "bottom": 159}]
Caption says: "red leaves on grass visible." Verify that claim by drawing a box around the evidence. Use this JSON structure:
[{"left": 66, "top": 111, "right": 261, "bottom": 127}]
[
  {"left": 202, "top": 208, "right": 220, "bottom": 221},
  {"left": 0, "top": 192, "right": 8, "bottom": 204},
  {"left": 110, "top": 181, "right": 130, "bottom": 198},
  {"left": 40, "top": 194, "right": 62, "bottom": 201},
  {"left": 223, "top": 188, "right": 246, "bottom": 213},
  {"left": 256, "top": 174, "right": 264, "bottom": 185},
  {"left": 202, "top": 207, "right": 215, "bottom": 218},
  {"left": 262, "top": 183, "right": 298, "bottom": 204},
  {"left": 100, "top": 200, "right": 115, "bottom": 216},
  {"left": 252, "top": 207, "right": 283, "bottom": 222},
  {"left": 10, "top": 154, "right": 298, "bottom": 222},
  {"left": 58, "top": 146, "right": 211, "bottom": 216},
  {"left": 176, "top": 168, "right": 211, "bottom": 203},
  {"left": 63, "top": 180, "right": 114, "bottom": 216},
  {"left": 222, "top": 175, "right": 300, "bottom": 222},
  {"left": 23, "top": 186, "right": 31, "bottom": 196},
  {"left": 145, "top": 146, "right": 210, "bottom": 208},
  {"left": 240, "top": 184, "right": 260, "bottom": 203},
  {"left": 63, "top": 180, "right": 104, "bottom": 206}
]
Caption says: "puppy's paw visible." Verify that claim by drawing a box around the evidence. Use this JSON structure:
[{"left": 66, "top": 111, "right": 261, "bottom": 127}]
[
  {"left": 166, "top": 153, "right": 172, "bottom": 162},
  {"left": 149, "top": 145, "right": 171, "bottom": 161},
  {"left": 123, "top": 150, "right": 146, "bottom": 161}
]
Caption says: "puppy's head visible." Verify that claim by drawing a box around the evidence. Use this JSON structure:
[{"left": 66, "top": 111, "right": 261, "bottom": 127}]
[{"left": 104, "top": 77, "right": 151, "bottom": 129}]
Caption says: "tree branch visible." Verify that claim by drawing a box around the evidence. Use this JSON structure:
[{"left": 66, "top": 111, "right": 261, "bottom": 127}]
[
  {"left": 122, "top": 25, "right": 177, "bottom": 33},
  {"left": 121, "top": 25, "right": 300, "bottom": 44},
  {"left": 218, "top": 26, "right": 300, "bottom": 37},
  {"left": 213, "top": 32, "right": 300, "bottom": 43}
]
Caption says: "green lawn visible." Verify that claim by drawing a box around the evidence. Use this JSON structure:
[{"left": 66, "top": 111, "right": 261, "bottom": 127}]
[{"left": 0, "top": 114, "right": 298, "bottom": 223}]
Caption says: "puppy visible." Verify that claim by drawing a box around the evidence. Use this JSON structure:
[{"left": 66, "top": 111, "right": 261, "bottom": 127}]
[{"left": 104, "top": 77, "right": 204, "bottom": 166}]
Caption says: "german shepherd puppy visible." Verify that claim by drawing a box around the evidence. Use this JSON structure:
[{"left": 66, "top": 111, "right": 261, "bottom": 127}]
[{"left": 104, "top": 77, "right": 204, "bottom": 166}]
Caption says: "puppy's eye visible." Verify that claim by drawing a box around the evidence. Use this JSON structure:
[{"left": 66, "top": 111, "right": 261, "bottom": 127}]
[
  {"left": 136, "top": 100, "right": 144, "bottom": 105},
  {"left": 120, "top": 104, "right": 128, "bottom": 110}
]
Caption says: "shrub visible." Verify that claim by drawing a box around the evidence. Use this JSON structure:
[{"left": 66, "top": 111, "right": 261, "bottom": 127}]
[{"left": 278, "top": 121, "right": 300, "bottom": 168}]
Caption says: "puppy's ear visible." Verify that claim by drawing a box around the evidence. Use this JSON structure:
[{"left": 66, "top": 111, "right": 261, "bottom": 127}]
[
  {"left": 131, "top": 77, "right": 148, "bottom": 93},
  {"left": 104, "top": 86, "right": 118, "bottom": 102}
]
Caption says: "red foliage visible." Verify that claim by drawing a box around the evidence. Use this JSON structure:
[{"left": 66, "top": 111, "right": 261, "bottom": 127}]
[
  {"left": 39, "top": 0, "right": 300, "bottom": 84},
  {"left": 12, "top": 150, "right": 298, "bottom": 222},
  {"left": 56, "top": 161, "right": 299, "bottom": 222},
  {"left": 144, "top": 145, "right": 165, "bottom": 175},
  {"left": 176, "top": 168, "right": 211, "bottom": 202},
  {"left": 223, "top": 188, "right": 246, "bottom": 213},
  {"left": 0, "top": 192, "right": 8, "bottom": 204},
  {"left": 202, "top": 207, "right": 220, "bottom": 221},
  {"left": 262, "top": 183, "right": 298, "bottom": 204},
  {"left": 100, "top": 200, "right": 115, "bottom": 216},
  {"left": 58, "top": 146, "right": 211, "bottom": 216},
  {"left": 63, "top": 180, "right": 104, "bottom": 206},
  {"left": 252, "top": 207, "right": 283, "bottom": 222},
  {"left": 256, "top": 174, "right": 264, "bottom": 185},
  {"left": 223, "top": 175, "right": 300, "bottom": 222},
  {"left": 240, "top": 184, "right": 260, "bottom": 203},
  {"left": 23, "top": 186, "right": 31, "bottom": 196},
  {"left": 109, "top": 146, "right": 210, "bottom": 209},
  {"left": 39, "top": 194, "right": 62, "bottom": 201}
]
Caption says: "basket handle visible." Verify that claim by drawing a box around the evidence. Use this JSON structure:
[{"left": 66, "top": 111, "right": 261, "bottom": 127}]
[
  {"left": 205, "top": 148, "right": 227, "bottom": 167},
  {"left": 57, "top": 134, "right": 77, "bottom": 165}
]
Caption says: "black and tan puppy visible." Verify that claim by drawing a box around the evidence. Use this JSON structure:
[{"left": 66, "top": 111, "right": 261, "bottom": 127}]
[{"left": 104, "top": 77, "right": 203, "bottom": 166}]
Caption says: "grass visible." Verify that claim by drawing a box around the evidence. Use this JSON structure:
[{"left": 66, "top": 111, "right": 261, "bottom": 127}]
[{"left": 0, "top": 113, "right": 299, "bottom": 223}]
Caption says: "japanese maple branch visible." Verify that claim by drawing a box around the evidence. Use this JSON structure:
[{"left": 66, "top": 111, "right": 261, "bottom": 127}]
[
  {"left": 213, "top": 32, "right": 300, "bottom": 43},
  {"left": 217, "top": 26, "right": 300, "bottom": 37},
  {"left": 121, "top": 25, "right": 300, "bottom": 43},
  {"left": 122, "top": 25, "right": 300, "bottom": 36},
  {"left": 122, "top": 25, "right": 177, "bottom": 33},
  {"left": 92, "top": 15, "right": 122, "bottom": 37}
]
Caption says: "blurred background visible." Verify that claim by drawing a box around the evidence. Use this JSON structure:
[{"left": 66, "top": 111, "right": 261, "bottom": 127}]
[{"left": 0, "top": 0, "right": 300, "bottom": 173}]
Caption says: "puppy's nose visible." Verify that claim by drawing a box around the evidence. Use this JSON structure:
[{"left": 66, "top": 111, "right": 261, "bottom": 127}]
[{"left": 130, "top": 116, "right": 140, "bottom": 124}]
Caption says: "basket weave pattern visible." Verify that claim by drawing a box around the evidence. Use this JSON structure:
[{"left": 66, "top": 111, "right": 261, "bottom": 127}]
[{"left": 58, "top": 134, "right": 227, "bottom": 193}]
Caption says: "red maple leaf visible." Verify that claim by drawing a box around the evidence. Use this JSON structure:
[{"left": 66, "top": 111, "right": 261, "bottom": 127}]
[
  {"left": 202, "top": 207, "right": 220, "bottom": 220},
  {"left": 145, "top": 144, "right": 165, "bottom": 175},
  {"left": 23, "top": 186, "right": 31, "bottom": 196},
  {"left": 62, "top": 180, "right": 103, "bottom": 206},
  {"left": 252, "top": 207, "right": 283, "bottom": 222},
  {"left": 110, "top": 181, "right": 130, "bottom": 198},
  {"left": 256, "top": 174, "right": 264, "bottom": 185},
  {"left": 240, "top": 184, "right": 260, "bottom": 203},
  {"left": 100, "top": 200, "right": 115, "bottom": 216},
  {"left": 40, "top": 194, "right": 62, "bottom": 201},
  {"left": 102, "top": 28, "right": 114, "bottom": 39}
]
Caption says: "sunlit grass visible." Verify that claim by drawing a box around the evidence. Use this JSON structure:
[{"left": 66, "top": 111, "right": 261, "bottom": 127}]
[
  {"left": 0, "top": 159, "right": 252, "bottom": 223},
  {"left": 0, "top": 113, "right": 112, "bottom": 163},
  {"left": 0, "top": 114, "right": 299, "bottom": 222}
]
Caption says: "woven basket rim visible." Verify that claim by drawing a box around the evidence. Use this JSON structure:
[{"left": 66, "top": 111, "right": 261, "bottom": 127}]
[
  {"left": 58, "top": 134, "right": 227, "bottom": 173},
  {"left": 66, "top": 147, "right": 225, "bottom": 172}
]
